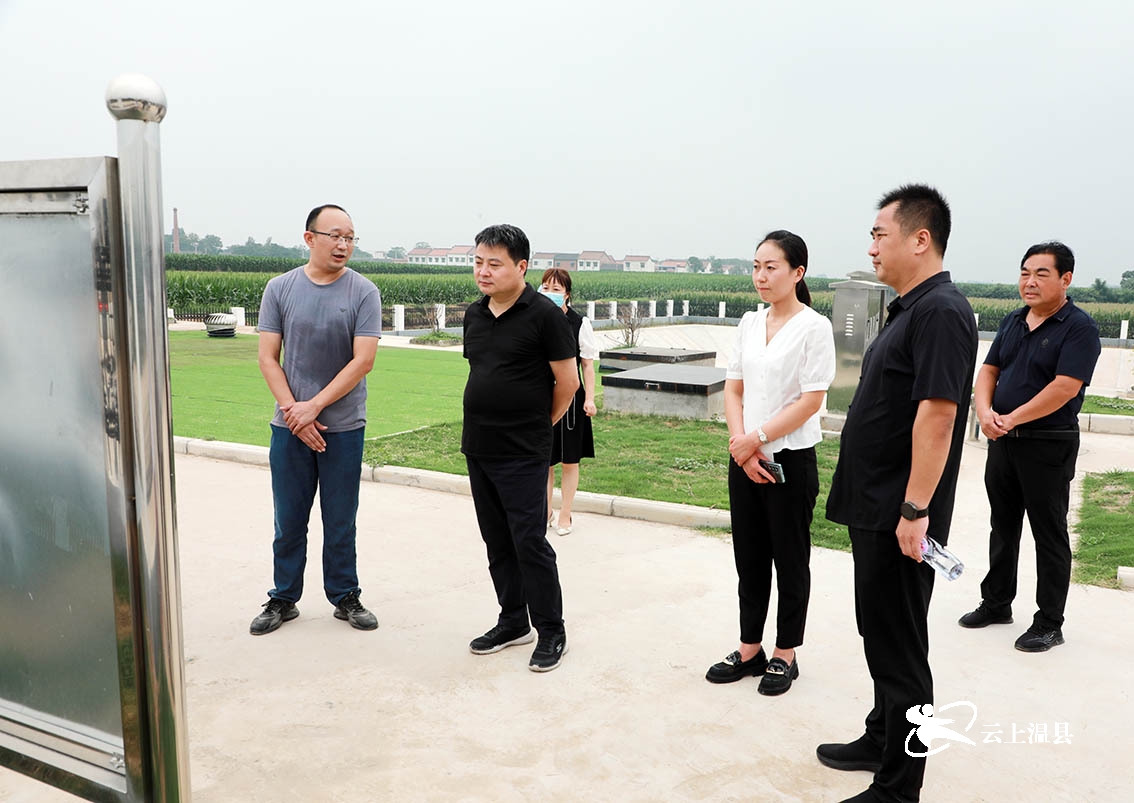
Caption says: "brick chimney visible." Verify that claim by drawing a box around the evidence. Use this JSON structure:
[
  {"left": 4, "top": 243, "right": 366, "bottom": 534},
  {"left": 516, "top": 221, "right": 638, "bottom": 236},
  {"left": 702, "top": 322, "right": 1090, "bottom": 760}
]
[{"left": 172, "top": 207, "right": 180, "bottom": 253}]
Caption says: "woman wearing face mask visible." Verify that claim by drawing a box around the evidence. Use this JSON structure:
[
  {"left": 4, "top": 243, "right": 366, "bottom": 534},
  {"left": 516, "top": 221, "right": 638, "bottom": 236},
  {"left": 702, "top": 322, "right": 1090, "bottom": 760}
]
[
  {"left": 539, "top": 268, "right": 597, "bottom": 535},
  {"left": 705, "top": 230, "right": 835, "bottom": 696}
]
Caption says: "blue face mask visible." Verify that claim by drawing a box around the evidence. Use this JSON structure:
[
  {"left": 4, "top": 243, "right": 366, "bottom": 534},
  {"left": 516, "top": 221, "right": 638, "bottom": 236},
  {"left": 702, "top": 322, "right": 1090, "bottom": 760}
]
[{"left": 540, "top": 289, "right": 566, "bottom": 307}]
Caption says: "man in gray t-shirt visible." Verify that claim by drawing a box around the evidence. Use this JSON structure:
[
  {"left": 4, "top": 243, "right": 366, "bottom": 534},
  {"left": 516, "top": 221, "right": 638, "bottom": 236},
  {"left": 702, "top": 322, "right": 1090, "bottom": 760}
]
[{"left": 249, "top": 204, "right": 382, "bottom": 636}]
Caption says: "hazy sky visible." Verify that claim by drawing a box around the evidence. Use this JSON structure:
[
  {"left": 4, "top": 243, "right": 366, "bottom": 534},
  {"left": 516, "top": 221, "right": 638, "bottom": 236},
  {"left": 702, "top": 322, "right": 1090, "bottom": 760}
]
[{"left": 2, "top": 0, "right": 1132, "bottom": 282}]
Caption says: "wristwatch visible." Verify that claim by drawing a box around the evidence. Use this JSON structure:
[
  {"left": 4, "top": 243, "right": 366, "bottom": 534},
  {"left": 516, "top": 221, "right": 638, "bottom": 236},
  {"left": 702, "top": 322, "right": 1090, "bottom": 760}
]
[
  {"left": 756, "top": 426, "right": 769, "bottom": 444},
  {"left": 900, "top": 500, "right": 929, "bottom": 521}
]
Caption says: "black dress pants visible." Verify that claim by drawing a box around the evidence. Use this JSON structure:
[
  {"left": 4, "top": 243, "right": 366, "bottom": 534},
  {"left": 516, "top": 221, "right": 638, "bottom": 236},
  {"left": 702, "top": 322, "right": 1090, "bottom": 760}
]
[
  {"left": 466, "top": 455, "right": 565, "bottom": 638},
  {"left": 727, "top": 447, "right": 818, "bottom": 649},
  {"left": 981, "top": 436, "right": 1078, "bottom": 630},
  {"left": 851, "top": 527, "right": 936, "bottom": 803}
]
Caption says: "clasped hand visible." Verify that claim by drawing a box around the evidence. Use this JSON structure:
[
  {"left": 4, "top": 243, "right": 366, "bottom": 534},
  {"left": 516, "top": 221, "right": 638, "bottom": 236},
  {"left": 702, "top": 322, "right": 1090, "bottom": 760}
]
[{"left": 729, "top": 433, "right": 773, "bottom": 484}]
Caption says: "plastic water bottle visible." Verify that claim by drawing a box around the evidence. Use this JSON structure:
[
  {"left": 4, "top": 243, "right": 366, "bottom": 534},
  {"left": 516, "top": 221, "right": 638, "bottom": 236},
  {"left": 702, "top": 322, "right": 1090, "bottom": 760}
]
[{"left": 921, "top": 537, "right": 964, "bottom": 581}]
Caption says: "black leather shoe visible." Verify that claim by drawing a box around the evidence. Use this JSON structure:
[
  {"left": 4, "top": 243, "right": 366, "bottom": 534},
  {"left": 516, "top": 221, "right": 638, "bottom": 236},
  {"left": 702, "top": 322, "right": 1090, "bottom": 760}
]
[
  {"left": 249, "top": 598, "right": 298, "bottom": 635},
  {"left": 705, "top": 648, "right": 767, "bottom": 684},
  {"left": 958, "top": 602, "right": 1013, "bottom": 628},
  {"left": 334, "top": 592, "right": 378, "bottom": 631},
  {"left": 758, "top": 656, "right": 799, "bottom": 695},
  {"left": 816, "top": 735, "right": 883, "bottom": 773},
  {"left": 1015, "top": 625, "right": 1064, "bottom": 652}
]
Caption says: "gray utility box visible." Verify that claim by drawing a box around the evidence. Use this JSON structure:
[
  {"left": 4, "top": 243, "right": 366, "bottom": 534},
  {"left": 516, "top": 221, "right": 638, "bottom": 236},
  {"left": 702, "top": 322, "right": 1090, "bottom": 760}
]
[
  {"left": 599, "top": 347, "right": 717, "bottom": 373},
  {"left": 828, "top": 271, "right": 896, "bottom": 412},
  {"left": 602, "top": 364, "right": 726, "bottom": 419}
]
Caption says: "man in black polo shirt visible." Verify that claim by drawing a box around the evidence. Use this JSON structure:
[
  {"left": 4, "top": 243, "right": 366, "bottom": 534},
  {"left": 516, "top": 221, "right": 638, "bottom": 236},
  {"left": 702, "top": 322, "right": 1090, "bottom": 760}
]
[
  {"left": 462, "top": 224, "right": 580, "bottom": 673},
  {"left": 959, "top": 241, "right": 1100, "bottom": 652},
  {"left": 818, "top": 185, "right": 977, "bottom": 803}
]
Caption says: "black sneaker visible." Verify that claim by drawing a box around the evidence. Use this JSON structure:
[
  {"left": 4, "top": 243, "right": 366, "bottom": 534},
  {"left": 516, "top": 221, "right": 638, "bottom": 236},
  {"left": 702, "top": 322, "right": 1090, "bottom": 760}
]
[
  {"left": 958, "top": 602, "right": 1013, "bottom": 628},
  {"left": 469, "top": 624, "right": 535, "bottom": 655},
  {"left": 528, "top": 632, "right": 568, "bottom": 672},
  {"left": 758, "top": 656, "right": 799, "bottom": 696},
  {"left": 1014, "top": 625, "right": 1064, "bottom": 652},
  {"left": 333, "top": 592, "right": 378, "bottom": 631},
  {"left": 705, "top": 648, "right": 767, "bottom": 684},
  {"left": 249, "top": 598, "right": 298, "bottom": 636},
  {"left": 816, "top": 735, "right": 883, "bottom": 773}
]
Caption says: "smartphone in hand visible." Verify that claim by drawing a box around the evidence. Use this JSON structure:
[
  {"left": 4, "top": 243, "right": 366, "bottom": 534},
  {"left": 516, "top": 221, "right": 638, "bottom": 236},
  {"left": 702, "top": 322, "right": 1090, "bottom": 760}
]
[{"left": 758, "top": 459, "right": 786, "bottom": 484}]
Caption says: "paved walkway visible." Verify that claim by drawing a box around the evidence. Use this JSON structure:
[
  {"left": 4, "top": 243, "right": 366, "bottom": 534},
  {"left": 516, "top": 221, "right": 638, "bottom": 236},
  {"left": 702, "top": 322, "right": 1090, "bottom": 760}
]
[{"left": 3, "top": 428, "right": 1132, "bottom": 802}]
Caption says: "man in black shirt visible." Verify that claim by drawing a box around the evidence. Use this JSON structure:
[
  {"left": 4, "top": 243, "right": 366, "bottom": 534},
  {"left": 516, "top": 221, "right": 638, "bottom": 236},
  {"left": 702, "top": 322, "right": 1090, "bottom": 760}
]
[
  {"left": 959, "top": 241, "right": 1100, "bottom": 652},
  {"left": 462, "top": 224, "right": 579, "bottom": 672},
  {"left": 819, "top": 186, "right": 977, "bottom": 803}
]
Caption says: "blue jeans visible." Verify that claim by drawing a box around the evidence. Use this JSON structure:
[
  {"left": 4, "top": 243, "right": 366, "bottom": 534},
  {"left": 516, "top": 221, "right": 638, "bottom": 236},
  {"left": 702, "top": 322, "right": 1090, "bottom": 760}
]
[{"left": 268, "top": 425, "right": 364, "bottom": 605}]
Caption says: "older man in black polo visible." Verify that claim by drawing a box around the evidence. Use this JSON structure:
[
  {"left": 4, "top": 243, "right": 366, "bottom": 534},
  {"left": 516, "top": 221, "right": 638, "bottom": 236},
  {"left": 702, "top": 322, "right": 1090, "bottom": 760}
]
[
  {"left": 462, "top": 224, "right": 579, "bottom": 673},
  {"left": 959, "top": 241, "right": 1100, "bottom": 652},
  {"left": 819, "top": 185, "right": 977, "bottom": 803}
]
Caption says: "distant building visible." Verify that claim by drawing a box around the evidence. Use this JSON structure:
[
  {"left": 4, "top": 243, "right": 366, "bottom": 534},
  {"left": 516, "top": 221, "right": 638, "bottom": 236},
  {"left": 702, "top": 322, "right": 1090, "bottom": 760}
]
[
  {"left": 407, "top": 246, "right": 432, "bottom": 264},
  {"left": 447, "top": 245, "right": 474, "bottom": 266},
  {"left": 623, "top": 255, "right": 656, "bottom": 272},
  {"left": 657, "top": 259, "right": 688, "bottom": 273},
  {"left": 578, "top": 250, "right": 616, "bottom": 271},
  {"left": 531, "top": 252, "right": 556, "bottom": 272}
]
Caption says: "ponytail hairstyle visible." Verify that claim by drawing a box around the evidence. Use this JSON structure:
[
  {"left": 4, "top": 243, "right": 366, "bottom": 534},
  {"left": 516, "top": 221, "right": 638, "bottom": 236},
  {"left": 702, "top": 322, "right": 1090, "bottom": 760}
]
[{"left": 758, "top": 229, "right": 811, "bottom": 307}]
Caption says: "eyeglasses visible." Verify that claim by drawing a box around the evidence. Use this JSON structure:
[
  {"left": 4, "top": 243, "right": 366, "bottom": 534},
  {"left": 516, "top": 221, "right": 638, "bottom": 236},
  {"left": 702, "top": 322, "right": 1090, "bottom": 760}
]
[{"left": 310, "top": 230, "right": 360, "bottom": 245}]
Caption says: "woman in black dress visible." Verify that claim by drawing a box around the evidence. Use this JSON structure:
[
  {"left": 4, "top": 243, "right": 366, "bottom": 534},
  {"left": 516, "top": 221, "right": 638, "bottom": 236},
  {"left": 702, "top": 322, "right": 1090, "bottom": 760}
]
[{"left": 539, "top": 268, "right": 597, "bottom": 535}]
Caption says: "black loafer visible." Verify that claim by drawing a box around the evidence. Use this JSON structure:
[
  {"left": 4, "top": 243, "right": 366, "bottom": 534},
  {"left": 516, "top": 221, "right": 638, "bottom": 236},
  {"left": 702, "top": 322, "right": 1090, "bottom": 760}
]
[
  {"left": 705, "top": 648, "right": 767, "bottom": 684},
  {"left": 758, "top": 656, "right": 799, "bottom": 696}
]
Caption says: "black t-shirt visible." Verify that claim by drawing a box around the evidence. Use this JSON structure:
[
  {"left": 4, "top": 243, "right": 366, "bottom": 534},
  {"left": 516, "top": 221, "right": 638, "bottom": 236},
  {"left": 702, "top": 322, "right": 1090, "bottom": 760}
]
[
  {"left": 985, "top": 300, "right": 1100, "bottom": 430},
  {"left": 826, "top": 272, "right": 977, "bottom": 540},
  {"left": 461, "top": 284, "right": 578, "bottom": 459}
]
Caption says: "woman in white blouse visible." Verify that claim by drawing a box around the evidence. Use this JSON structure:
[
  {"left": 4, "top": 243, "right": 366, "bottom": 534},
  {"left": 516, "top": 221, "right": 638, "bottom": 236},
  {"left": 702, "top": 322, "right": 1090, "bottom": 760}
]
[
  {"left": 539, "top": 269, "right": 598, "bottom": 536},
  {"left": 705, "top": 230, "right": 836, "bottom": 696}
]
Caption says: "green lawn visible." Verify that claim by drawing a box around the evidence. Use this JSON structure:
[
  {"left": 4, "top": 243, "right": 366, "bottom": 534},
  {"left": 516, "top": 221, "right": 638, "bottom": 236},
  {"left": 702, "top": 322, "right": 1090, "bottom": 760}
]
[
  {"left": 1073, "top": 470, "right": 1134, "bottom": 587},
  {"left": 169, "top": 331, "right": 470, "bottom": 445},
  {"left": 1081, "top": 395, "right": 1134, "bottom": 416}
]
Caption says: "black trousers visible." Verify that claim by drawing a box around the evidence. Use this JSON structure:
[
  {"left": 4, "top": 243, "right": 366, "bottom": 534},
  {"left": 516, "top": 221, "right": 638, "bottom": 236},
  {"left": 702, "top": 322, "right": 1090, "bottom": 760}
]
[
  {"left": 851, "top": 527, "right": 935, "bottom": 803},
  {"left": 727, "top": 447, "right": 818, "bottom": 649},
  {"left": 466, "top": 455, "right": 565, "bottom": 638},
  {"left": 981, "top": 436, "right": 1078, "bottom": 630}
]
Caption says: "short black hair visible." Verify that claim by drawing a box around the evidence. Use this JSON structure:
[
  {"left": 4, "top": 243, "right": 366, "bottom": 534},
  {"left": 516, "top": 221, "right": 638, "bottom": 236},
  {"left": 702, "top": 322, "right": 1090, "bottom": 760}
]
[
  {"left": 877, "top": 184, "right": 951, "bottom": 257},
  {"left": 306, "top": 204, "right": 349, "bottom": 231},
  {"left": 758, "top": 229, "right": 812, "bottom": 307},
  {"left": 475, "top": 224, "right": 530, "bottom": 265},
  {"left": 1021, "top": 241, "right": 1075, "bottom": 276}
]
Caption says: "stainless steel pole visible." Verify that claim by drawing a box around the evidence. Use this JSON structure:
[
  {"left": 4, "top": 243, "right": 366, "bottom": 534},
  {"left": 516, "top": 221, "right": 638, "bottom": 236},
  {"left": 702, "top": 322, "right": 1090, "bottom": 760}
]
[{"left": 105, "top": 73, "right": 191, "bottom": 802}]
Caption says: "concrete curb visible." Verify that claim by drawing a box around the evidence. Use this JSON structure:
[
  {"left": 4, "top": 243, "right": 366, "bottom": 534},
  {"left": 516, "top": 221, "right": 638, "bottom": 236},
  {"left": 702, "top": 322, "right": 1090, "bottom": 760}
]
[{"left": 172, "top": 436, "right": 732, "bottom": 529}]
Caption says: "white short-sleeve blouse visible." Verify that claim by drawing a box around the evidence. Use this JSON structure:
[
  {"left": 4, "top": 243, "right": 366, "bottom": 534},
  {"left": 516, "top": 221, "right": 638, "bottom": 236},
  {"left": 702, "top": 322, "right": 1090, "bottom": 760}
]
[
  {"left": 725, "top": 306, "right": 836, "bottom": 454},
  {"left": 578, "top": 316, "right": 599, "bottom": 360}
]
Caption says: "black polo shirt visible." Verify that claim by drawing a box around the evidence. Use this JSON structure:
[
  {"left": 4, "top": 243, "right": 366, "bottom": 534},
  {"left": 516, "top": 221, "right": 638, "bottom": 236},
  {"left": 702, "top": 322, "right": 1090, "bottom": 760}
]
[
  {"left": 985, "top": 300, "right": 1100, "bottom": 430},
  {"left": 826, "top": 272, "right": 977, "bottom": 540},
  {"left": 462, "top": 284, "right": 578, "bottom": 459}
]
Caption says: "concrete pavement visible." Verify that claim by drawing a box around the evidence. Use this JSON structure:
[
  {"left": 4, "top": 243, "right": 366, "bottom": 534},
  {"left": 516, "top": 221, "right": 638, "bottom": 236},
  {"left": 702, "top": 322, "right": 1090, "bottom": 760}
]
[{"left": 2, "top": 429, "right": 1132, "bottom": 802}]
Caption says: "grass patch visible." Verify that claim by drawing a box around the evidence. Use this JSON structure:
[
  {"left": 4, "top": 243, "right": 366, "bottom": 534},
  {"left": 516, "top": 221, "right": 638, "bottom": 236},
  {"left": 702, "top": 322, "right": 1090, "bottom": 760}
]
[
  {"left": 1081, "top": 395, "right": 1134, "bottom": 416},
  {"left": 1073, "top": 470, "right": 1134, "bottom": 588},
  {"left": 169, "top": 331, "right": 469, "bottom": 445}
]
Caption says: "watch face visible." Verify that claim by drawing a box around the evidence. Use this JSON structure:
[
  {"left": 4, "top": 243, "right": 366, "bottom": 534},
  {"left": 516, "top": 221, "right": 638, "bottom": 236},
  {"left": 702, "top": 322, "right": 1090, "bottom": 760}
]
[{"left": 901, "top": 501, "right": 927, "bottom": 520}]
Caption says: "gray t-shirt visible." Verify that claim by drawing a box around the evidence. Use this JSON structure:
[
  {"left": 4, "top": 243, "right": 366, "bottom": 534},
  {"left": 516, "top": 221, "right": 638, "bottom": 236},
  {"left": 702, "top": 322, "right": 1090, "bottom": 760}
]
[{"left": 258, "top": 266, "right": 381, "bottom": 432}]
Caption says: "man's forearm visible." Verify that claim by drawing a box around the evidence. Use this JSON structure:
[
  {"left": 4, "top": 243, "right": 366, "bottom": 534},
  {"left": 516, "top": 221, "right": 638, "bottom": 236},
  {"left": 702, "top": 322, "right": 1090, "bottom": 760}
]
[
  {"left": 1002, "top": 376, "right": 1083, "bottom": 429},
  {"left": 259, "top": 359, "right": 296, "bottom": 408},
  {"left": 905, "top": 398, "right": 959, "bottom": 506}
]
